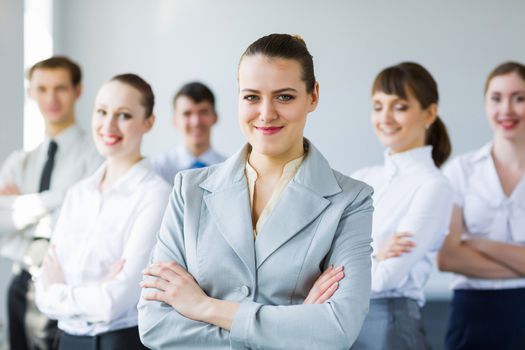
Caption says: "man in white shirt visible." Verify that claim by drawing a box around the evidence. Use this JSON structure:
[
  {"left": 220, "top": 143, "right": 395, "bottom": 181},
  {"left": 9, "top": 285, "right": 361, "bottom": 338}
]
[
  {"left": 152, "top": 82, "right": 225, "bottom": 185},
  {"left": 0, "top": 56, "right": 102, "bottom": 350}
]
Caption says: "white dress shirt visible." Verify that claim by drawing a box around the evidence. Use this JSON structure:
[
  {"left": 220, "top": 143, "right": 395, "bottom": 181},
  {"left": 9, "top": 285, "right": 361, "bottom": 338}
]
[
  {"left": 444, "top": 143, "right": 525, "bottom": 290},
  {"left": 151, "top": 145, "right": 225, "bottom": 185},
  {"left": 352, "top": 146, "right": 453, "bottom": 306},
  {"left": 35, "top": 159, "right": 171, "bottom": 336},
  {"left": 0, "top": 124, "right": 102, "bottom": 263}
]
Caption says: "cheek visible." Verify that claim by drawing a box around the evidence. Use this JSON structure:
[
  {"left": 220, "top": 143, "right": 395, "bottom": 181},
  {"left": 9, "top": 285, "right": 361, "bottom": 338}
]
[
  {"left": 91, "top": 116, "right": 101, "bottom": 132},
  {"left": 239, "top": 105, "right": 255, "bottom": 125},
  {"left": 370, "top": 112, "right": 380, "bottom": 126}
]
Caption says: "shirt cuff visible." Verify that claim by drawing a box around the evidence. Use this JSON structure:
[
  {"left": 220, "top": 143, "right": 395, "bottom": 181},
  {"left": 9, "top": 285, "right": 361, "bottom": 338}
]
[{"left": 229, "top": 300, "right": 262, "bottom": 350}]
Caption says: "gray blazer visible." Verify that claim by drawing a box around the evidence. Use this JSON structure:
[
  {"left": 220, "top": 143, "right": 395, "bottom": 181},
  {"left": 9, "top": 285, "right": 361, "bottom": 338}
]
[{"left": 138, "top": 141, "right": 374, "bottom": 350}]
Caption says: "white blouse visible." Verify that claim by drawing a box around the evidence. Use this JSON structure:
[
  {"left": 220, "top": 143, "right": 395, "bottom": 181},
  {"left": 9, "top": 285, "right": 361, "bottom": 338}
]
[
  {"left": 444, "top": 143, "right": 525, "bottom": 290},
  {"left": 353, "top": 146, "right": 453, "bottom": 306},
  {"left": 35, "top": 159, "right": 171, "bottom": 335}
]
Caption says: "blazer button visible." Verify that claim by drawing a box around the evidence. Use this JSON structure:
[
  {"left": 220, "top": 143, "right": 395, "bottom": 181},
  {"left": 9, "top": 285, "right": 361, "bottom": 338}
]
[{"left": 241, "top": 285, "right": 250, "bottom": 297}]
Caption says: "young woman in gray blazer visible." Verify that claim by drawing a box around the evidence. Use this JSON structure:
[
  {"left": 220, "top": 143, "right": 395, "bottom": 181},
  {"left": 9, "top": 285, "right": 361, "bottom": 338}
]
[{"left": 138, "top": 33, "right": 374, "bottom": 350}]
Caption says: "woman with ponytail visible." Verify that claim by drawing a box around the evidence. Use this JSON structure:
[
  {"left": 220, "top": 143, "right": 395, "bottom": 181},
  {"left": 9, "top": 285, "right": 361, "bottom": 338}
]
[
  {"left": 351, "top": 62, "right": 453, "bottom": 349},
  {"left": 438, "top": 62, "right": 525, "bottom": 350}
]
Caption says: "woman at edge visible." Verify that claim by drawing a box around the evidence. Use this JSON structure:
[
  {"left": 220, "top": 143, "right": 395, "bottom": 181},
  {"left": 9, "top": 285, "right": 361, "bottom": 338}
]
[
  {"left": 35, "top": 74, "right": 171, "bottom": 349},
  {"left": 351, "top": 62, "right": 453, "bottom": 349},
  {"left": 138, "top": 33, "right": 374, "bottom": 349},
  {"left": 438, "top": 61, "right": 525, "bottom": 350}
]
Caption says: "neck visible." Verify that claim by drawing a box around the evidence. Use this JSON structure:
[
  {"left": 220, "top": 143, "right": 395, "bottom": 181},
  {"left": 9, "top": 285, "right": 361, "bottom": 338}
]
[
  {"left": 493, "top": 136, "right": 525, "bottom": 171},
  {"left": 248, "top": 143, "right": 304, "bottom": 179},
  {"left": 100, "top": 153, "right": 142, "bottom": 190},
  {"left": 46, "top": 118, "right": 75, "bottom": 138},
  {"left": 186, "top": 140, "right": 210, "bottom": 157}
]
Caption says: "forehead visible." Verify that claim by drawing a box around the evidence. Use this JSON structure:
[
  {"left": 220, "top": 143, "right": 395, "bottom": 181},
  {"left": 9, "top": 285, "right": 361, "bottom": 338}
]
[
  {"left": 96, "top": 81, "right": 143, "bottom": 109},
  {"left": 175, "top": 96, "right": 213, "bottom": 111},
  {"left": 488, "top": 72, "right": 525, "bottom": 92},
  {"left": 238, "top": 55, "right": 304, "bottom": 90},
  {"left": 30, "top": 68, "right": 73, "bottom": 86}
]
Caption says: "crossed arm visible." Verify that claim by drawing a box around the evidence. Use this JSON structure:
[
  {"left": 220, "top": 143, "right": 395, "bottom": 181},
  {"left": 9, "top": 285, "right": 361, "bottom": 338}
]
[
  {"left": 138, "top": 176, "right": 373, "bottom": 349},
  {"left": 437, "top": 206, "right": 524, "bottom": 278}
]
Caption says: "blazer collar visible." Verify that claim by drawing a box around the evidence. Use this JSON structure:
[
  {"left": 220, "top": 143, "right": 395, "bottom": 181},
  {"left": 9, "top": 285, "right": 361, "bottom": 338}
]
[
  {"left": 200, "top": 139, "right": 341, "bottom": 272},
  {"left": 199, "top": 139, "right": 341, "bottom": 197}
]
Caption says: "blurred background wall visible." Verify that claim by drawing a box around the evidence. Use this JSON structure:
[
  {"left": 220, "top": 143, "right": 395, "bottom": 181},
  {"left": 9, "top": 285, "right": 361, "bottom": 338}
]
[{"left": 1, "top": 1, "right": 525, "bottom": 348}]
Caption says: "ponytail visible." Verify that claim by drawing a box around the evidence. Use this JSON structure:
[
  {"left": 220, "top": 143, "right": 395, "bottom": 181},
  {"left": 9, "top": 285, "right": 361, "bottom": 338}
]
[{"left": 426, "top": 116, "right": 451, "bottom": 168}]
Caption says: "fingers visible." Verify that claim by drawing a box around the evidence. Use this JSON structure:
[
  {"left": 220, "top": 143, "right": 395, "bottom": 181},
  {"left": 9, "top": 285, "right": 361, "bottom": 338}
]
[
  {"left": 111, "top": 259, "right": 126, "bottom": 272},
  {"left": 314, "top": 281, "right": 340, "bottom": 304},
  {"left": 314, "top": 265, "right": 339, "bottom": 286},
  {"left": 304, "top": 266, "right": 344, "bottom": 304},
  {"left": 0, "top": 184, "right": 20, "bottom": 195},
  {"left": 143, "top": 264, "right": 180, "bottom": 283},
  {"left": 140, "top": 276, "right": 171, "bottom": 292}
]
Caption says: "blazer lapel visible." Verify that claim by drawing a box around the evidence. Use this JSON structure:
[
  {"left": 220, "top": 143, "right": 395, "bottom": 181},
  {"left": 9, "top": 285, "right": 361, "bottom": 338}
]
[
  {"left": 255, "top": 140, "right": 342, "bottom": 268},
  {"left": 200, "top": 145, "right": 256, "bottom": 280},
  {"left": 255, "top": 183, "right": 330, "bottom": 268}
]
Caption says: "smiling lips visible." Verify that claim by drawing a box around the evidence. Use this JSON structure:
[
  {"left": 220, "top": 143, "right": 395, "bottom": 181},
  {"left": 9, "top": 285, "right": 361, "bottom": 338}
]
[
  {"left": 378, "top": 125, "right": 401, "bottom": 136},
  {"left": 497, "top": 118, "right": 520, "bottom": 130},
  {"left": 255, "top": 126, "right": 284, "bottom": 135},
  {"left": 101, "top": 134, "right": 123, "bottom": 146}
]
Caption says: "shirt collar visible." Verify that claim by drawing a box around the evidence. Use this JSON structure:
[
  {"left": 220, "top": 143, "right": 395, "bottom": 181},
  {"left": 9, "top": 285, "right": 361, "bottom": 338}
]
[
  {"left": 244, "top": 153, "right": 305, "bottom": 182},
  {"left": 43, "top": 124, "right": 84, "bottom": 152},
  {"left": 176, "top": 144, "right": 217, "bottom": 169},
  {"left": 200, "top": 138, "right": 341, "bottom": 197},
  {"left": 384, "top": 145, "right": 435, "bottom": 175},
  {"left": 470, "top": 142, "right": 493, "bottom": 163},
  {"left": 87, "top": 158, "right": 153, "bottom": 195}
]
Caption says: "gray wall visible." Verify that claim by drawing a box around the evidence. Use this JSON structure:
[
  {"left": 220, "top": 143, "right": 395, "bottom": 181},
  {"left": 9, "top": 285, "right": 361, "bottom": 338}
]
[
  {"left": 0, "top": 0, "right": 24, "bottom": 159},
  {"left": 0, "top": 0, "right": 24, "bottom": 343},
  {"left": 52, "top": 0, "right": 525, "bottom": 297}
]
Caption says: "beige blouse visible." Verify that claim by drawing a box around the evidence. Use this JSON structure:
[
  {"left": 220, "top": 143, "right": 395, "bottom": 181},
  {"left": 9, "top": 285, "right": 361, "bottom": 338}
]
[{"left": 245, "top": 155, "right": 304, "bottom": 237}]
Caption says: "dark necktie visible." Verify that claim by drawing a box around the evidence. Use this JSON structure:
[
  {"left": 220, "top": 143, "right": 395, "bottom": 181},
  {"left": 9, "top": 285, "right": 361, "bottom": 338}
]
[
  {"left": 190, "top": 160, "right": 207, "bottom": 169},
  {"left": 39, "top": 140, "right": 58, "bottom": 192}
]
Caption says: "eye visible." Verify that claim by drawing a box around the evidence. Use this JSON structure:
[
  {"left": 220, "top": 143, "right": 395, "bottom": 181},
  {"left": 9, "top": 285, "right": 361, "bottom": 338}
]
[
  {"left": 117, "top": 112, "right": 132, "bottom": 120},
  {"left": 372, "top": 103, "right": 382, "bottom": 112},
  {"left": 276, "top": 94, "right": 294, "bottom": 102},
  {"left": 96, "top": 108, "right": 107, "bottom": 117},
  {"left": 490, "top": 94, "right": 501, "bottom": 103},
  {"left": 514, "top": 94, "right": 525, "bottom": 103},
  {"left": 243, "top": 95, "right": 259, "bottom": 102},
  {"left": 394, "top": 103, "right": 409, "bottom": 111}
]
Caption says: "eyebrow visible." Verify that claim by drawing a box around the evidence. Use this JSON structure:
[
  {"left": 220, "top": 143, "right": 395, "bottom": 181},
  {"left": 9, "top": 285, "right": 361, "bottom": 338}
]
[{"left": 241, "top": 88, "right": 298, "bottom": 94}]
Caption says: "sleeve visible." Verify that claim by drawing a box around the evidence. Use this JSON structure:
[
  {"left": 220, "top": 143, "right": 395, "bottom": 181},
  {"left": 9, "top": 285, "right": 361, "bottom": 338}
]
[
  {"left": 442, "top": 157, "right": 466, "bottom": 207},
  {"left": 138, "top": 173, "right": 232, "bottom": 349},
  {"left": 370, "top": 179, "right": 454, "bottom": 292},
  {"left": 36, "top": 186, "right": 170, "bottom": 323},
  {"left": 0, "top": 151, "right": 25, "bottom": 233},
  {"left": 0, "top": 150, "right": 24, "bottom": 187},
  {"left": 0, "top": 148, "right": 67, "bottom": 233},
  {"left": 228, "top": 185, "right": 374, "bottom": 350}
]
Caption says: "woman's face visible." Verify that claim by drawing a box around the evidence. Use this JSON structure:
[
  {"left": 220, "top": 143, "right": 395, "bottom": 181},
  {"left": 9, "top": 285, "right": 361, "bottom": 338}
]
[
  {"left": 371, "top": 89, "right": 436, "bottom": 153},
  {"left": 92, "top": 81, "right": 154, "bottom": 161},
  {"left": 238, "top": 54, "right": 318, "bottom": 160},
  {"left": 485, "top": 72, "right": 525, "bottom": 143}
]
